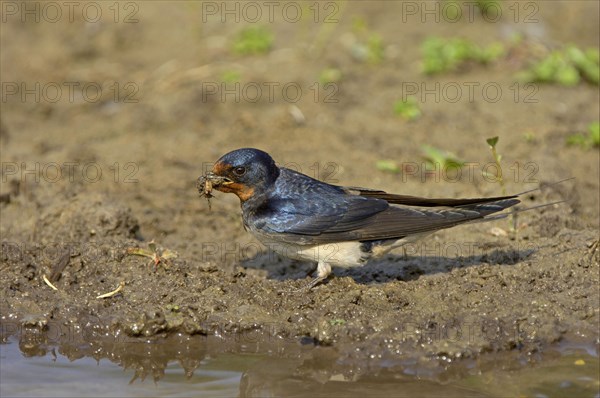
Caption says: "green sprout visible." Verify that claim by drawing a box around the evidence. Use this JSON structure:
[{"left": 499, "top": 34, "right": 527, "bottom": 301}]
[
  {"left": 486, "top": 136, "right": 518, "bottom": 232},
  {"left": 421, "top": 145, "right": 464, "bottom": 171},
  {"left": 485, "top": 136, "right": 506, "bottom": 195},
  {"left": 319, "top": 68, "right": 343, "bottom": 84},
  {"left": 523, "top": 131, "right": 537, "bottom": 144},
  {"left": 165, "top": 304, "right": 180, "bottom": 313},
  {"left": 518, "top": 45, "right": 599, "bottom": 86},
  {"left": 221, "top": 70, "right": 241, "bottom": 83},
  {"left": 393, "top": 97, "right": 422, "bottom": 121},
  {"left": 364, "top": 34, "right": 385, "bottom": 64},
  {"left": 376, "top": 159, "right": 401, "bottom": 174},
  {"left": 350, "top": 17, "right": 385, "bottom": 64},
  {"left": 377, "top": 145, "right": 464, "bottom": 177},
  {"left": 232, "top": 26, "right": 274, "bottom": 55},
  {"left": 566, "top": 121, "right": 600, "bottom": 149},
  {"left": 421, "top": 36, "right": 504, "bottom": 75}
]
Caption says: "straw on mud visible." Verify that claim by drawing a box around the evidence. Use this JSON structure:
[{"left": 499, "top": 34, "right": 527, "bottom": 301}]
[
  {"left": 97, "top": 281, "right": 125, "bottom": 299},
  {"left": 42, "top": 275, "right": 58, "bottom": 291}
]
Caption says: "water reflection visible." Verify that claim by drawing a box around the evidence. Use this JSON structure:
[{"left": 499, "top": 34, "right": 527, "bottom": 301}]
[
  {"left": 1, "top": 323, "right": 598, "bottom": 398},
  {"left": 238, "top": 356, "right": 491, "bottom": 398}
]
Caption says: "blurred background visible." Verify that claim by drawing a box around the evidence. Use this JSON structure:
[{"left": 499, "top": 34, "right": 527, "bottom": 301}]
[{"left": 2, "top": 1, "right": 599, "bottom": 239}]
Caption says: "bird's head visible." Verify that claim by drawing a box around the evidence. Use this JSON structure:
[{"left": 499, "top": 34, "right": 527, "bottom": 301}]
[{"left": 199, "top": 148, "right": 280, "bottom": 202}]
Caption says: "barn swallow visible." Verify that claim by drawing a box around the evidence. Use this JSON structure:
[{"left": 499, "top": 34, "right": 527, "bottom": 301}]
[{"left": 198, "top": 148, "right": 541, "bottom": 288}]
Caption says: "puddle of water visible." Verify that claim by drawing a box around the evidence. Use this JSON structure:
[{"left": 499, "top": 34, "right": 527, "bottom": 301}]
[
  {"left": 0, "top": 339, "right": 241, "bottom": 398},
  {"left": 1, "top": 334, "right": 598, "bottom": 398}
]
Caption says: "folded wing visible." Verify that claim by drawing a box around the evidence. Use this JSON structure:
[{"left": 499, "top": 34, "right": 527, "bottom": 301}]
[{"left": 253, "top": 187, "right": 520, "bottom": 244}]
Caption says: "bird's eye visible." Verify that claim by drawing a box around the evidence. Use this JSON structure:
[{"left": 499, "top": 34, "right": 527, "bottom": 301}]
[{"left": 233, "top": 166, "right": 246, "bottom": 176}]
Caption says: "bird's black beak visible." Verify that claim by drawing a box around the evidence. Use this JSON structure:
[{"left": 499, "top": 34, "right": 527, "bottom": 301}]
[{"left": 204, "top": 172, "right": 233, "bottom": 186}]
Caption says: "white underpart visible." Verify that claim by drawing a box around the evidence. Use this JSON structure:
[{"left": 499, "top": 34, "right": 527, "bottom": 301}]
[{"left": 256, "top": 233, "right": 431, "bottom": 279}]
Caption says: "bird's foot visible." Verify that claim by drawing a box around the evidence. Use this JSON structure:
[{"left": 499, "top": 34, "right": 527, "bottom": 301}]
[
  {"left": 307, "top": 274, "right": 331, "bottom": 290},
  {"left": 293, "top": 261, "right": 332, "bottom": 292},
  {"left": 294, "top": 276, "right": 328, "bottom": 292}
]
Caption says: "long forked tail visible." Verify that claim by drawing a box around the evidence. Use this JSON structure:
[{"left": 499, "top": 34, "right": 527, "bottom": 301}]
[
  {"left": 469, "top": 177, "right": 574, "bottom": 223},
  {"left": 341, "top": 178, "right": 573, "bottom": 242},
  {"left": 474, "top": 200, "right": 565, "bottom": 223},
  {"left": 350, "top": 177, "right": 574, "bottom": 211},
  {"left": 507, "top": 177, "right": 575, "bottom": 200}
]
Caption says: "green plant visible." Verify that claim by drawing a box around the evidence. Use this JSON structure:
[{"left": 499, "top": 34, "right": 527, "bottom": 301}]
[
  {"left": 221, "top": 70, "right": 241, "bottom": 83},
  {"left": 523, "top": 131, "right": 537, "bottom": 143},
  {"left": 165, "top": 304, "right": 180, "bottom": 313},
  {"left": 364, "top": 34, "right": 385, "bottom": 64},
  {"left": 518, "top": 45, "right": 599, "bottom": 86},
  {"left": 485, "top": 136, "right": 518, "bottom": 232},
  {"left": 375, "top": 159, "right": 401, "bottom": 174},
  {"left": 232, "top": 26, "right": 273, "bottom": 55},
  {"left": 393, "top": 97, "right": 422, "bottom": 121},
  {"left": 350, "top": 17, "right": 385, "bottom": 64},
  {"left": 566, "top": 121, "right": 600, "bottom": 149},
  {"left": 421, "top": 145, "right": 464, "bottom": 171},
  {"left": 421, "top": 36, "right": 504, "bottom": 74},
  {"left": 485, "top": 136, "right": 506, "bottom": 194},
  {"left": 319, "top": 68, "right": 343, "bottom": 84},
  {"left": 377, "top": 145, "right": 465, "bottom": 177}
]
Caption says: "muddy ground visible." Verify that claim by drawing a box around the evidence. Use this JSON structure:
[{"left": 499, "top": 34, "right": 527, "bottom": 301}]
[{"left": 1, "top": 0, "right": 599, "bottom": 387}]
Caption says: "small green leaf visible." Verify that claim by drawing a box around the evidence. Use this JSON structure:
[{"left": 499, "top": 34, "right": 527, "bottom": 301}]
[
  {"left": 221, "top": 70, "right": 241, "bottom": 83},
  {"left": 376, "top": 160, "right": 400, "bottom": 173},
  {"left": 232, "top": 26, "right": 273, "bottom": 56},
  {"left": 421, "top": 145, "right": 464, "bottom": 170},
  {"left": 393, "top": 97, "right": 422, "bottom": 121},
  {"left": 486, "top": 136, "right": 499, "bottom": 147},
  {"left": 566, "top": 121, "right": 600, "bottom": 149},
  {"left": 319, "top": 68, "right": 342, "bottom": 84},
  {"left": 588, "top": 121, "right": 600, "bottom": 146}
]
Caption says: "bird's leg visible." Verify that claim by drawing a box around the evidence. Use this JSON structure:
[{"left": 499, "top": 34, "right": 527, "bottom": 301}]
[{"left": 304, "top": 261, "right": 332, "bottom": 290}]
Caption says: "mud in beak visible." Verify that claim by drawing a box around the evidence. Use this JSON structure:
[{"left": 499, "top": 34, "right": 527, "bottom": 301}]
[{"left": 197, "top": 172, "right": 232, "bottom": 198}]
